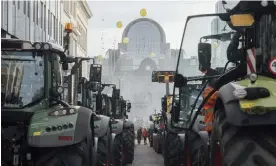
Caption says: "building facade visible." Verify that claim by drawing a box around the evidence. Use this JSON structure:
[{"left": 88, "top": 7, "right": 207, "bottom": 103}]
[
  {"left": 62, "top": 0, "right": 92, "bottom": 78},
  {"left": 1, "top": 0, "right": 92, "bottom": 78},
  {"left": 1, "top": 0, "right": 63, "bottom": 45}
]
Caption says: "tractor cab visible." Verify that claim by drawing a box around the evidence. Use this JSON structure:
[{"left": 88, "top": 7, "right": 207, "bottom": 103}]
[{"left": 1, "top": 39, "right": 71, "bottom": 117}]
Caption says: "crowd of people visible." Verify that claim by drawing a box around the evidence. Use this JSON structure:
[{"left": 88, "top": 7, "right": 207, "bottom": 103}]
[{"left": 136, "top": 126, "right": 152, "bottom": 145}]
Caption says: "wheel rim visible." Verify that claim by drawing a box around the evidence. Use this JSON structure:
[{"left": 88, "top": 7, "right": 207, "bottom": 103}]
[{"left": 214, "top": 142, "right": 222, "bottom": 166}]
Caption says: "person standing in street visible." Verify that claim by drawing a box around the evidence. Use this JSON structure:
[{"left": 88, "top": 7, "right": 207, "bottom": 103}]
[
  {"left": 137, "top": 127, "right": 142, "bottom": 144},
  {"left": 142, "top": 127, "right": 149, "bottom": 145}
]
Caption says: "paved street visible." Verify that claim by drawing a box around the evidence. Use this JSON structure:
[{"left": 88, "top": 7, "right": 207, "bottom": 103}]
[{"left": 127, "top": 140, "right": 164, "bottom": 166}]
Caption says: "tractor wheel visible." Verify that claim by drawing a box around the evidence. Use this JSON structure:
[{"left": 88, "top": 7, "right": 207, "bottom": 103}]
[
  {"left": 122, "top": 123, "right": 135, "bottom": 165},
  {"left": 185, "top": 131, "right": 209, "bottom": 166},
  {"left": 210, "top": 109, "right": 276, "bottom": 166},
  {"left": 156, "top": 134, "right": 162, "bottom": 154},
  {"left": 112, "top": 134, "right": 123, "bottom": 166},
  {"left": 97, "top": 126, "right": 111, "bottom": 166},
  {"left": 164, "top": 132, "right": 182, "bottom": 166},
  {"left": 35, "top": 142, "right": 88, "bottom": 166}
]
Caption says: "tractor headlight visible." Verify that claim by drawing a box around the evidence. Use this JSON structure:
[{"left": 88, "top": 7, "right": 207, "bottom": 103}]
[
  {"left": 48, "top": 108, "right": 77, "bottom": 116},
  {"left": 34, "top": 43, "right": 42, "bottom": 50},
  {"left": 43, "top": 43, "right": 51, "bottom": 50},
  {"left": 249, "top": 73, "right": 258, "bottom": 82},
  {"left": 233, "top": 88, "right": 247, "bottom": 99},
  {"left": 261, "top": 0, "right": 268, "bottom": 6}
]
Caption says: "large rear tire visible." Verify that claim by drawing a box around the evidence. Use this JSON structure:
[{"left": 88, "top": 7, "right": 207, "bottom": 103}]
[
  {"left": 122, "top": 123, "right": 135, "bottom": 165},
  {"left": 211, "top": 109, "right": 276, "bottom": 166},
  {"left": 97, "top": 126, "right": 111, "bottom": 166},
  {"left": 164, "top": 132, "right": 183, "bottom": 166},
  {"left": 35, "top": 142, "right": 87, "bottom": 166},
  {"left": 112, "top": 134, "right": 123, "bottom": 166},
  {"left": 184, "top": 131, "right": 209, "bottom": 166}
]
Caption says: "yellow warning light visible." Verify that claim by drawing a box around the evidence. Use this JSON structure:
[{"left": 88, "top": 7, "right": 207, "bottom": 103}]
[
  {"left": 123, "top": 37, "right": 129, "bottom": 44},
  {"left": 149, "top": 52, "right": 156, "bottom": 57},
  {"left": 116, "top": 21, "right": 123, "bottom": 28},
  {"left": 97, "top": 55, "right": 103, "bottom": 61},
  {"left": 33, "top": 131, "right": 41, "bottom": 136},
  {"left": 212, "top": 41, "right": 218, "bottom": 49},
  {"left": 140, "top": 8, "right": 147, "bottom": 17},
  {"left": 230, "top": 14, "right": 255, "bottom": 27},
  {"left": 64, "top": 23, "right": 73, "bottom": 32}
]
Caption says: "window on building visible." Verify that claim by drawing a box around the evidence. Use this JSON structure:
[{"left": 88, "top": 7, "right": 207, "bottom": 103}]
[
  {"left": 27, "top": 1, "right": 30, "bottom": 17},
  {"left": 64, "top": 1, "right": 69, "bottom": 14},
  {"left": 60, "top": 24, "right": 63, "bottom": 45},
  {"left": 52, "top": 14, "right": 54, "bottom": 38},
  {"left": 23, "top": 1, "right": 26, "bottom": 14},
  {"left": 53, "top": 16, "right": 56, "bottom": 40},
  {"left": 48, "top": 10, "right": 51, "bottom": 35},
  {"left": 40, "top": 2, "right": 43, "bottom": 29},
  {"left": 18, "top": 1, "right": 20, "bottom": 9},
  {"left": 36, "top": 0, "right": 39, "bottom": 25},
  {"left": 85, "top": 29, "right": 87, "bottom": 51},
  {"left": 13, "top": 0, "right": 15, "bottom": 5},
  {"left": 33, "top": 1, "right": 36, "bottom": 22},
  {"left": 44, "top": 5, "right": 46, "bottom": 31},
  {"left": 56, "top": 19, "right": 58, "bottom": 42}
]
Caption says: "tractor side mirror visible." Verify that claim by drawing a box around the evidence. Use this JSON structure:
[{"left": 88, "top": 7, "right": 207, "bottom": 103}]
[
  {"left": 62, "top": 63, "right": 69, "bottom": 70},
  {"left": 127, "top": 102, "right": 131, "bottom": 110},
  {"left": 171, "top": 98, "right": 180, "bottom": 123},
  {"left": 198, "top": 43, "right": 211, "bottom": 72},
  {"left": 161, "top": 97, "right": 166, "bottom": 111},
  {"left": 149, "top": 115, "right": 153, "bottom": 121},
  {"left": 89, "top": 64, "right": 102, "bottom": 82},
  {"left": 174, "top": 73, "right": 188, "bottom": 88}
]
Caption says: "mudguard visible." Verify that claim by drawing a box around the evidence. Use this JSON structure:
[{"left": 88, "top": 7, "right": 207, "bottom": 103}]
[
  {"left": 123, "top": 120, "right": 134, "bottom": 129},
  {"left": 28, "top": 106, "right": 94, "bottom": 147},
  {"left": 94, "top": 115, "right": 111, "bottom": 138},
  {"left": 198, "top": 131, "right": 209, "bottom": 145},
  {"left": 192, "top": 114, "right": 205, "bottom": 133},
  {"left": 217, "top": 83, "right": 276, "bottom": 126},
  {"left": 111, "top": 119, "right": 124, "bottom": 134}
]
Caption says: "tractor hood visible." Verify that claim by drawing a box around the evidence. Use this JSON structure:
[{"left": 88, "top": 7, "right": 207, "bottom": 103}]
[{"left": 101, "top": 86, "right": 113, "bottom": 97}]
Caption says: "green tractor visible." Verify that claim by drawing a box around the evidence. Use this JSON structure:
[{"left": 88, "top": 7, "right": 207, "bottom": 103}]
[
  {"left": 100, "top": 84, "right": 135, "bottom": 165},
  {"left": 1, "top": 39, "right": 96, "bottom": 166},
  {"left": 149, "top": 112, "right": 164, "bottom": 154},
  {"left": 65, "top": 62, "right": 113, "bottom": 166},
  {"left": 171, "top": 1, "right": 276, "bottom": 165}
]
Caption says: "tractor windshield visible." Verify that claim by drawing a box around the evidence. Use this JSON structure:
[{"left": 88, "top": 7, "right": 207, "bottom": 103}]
[
  {"left": 176, "top": 14, "right": 235, "bottom": 76},
  {"left": 256, "top": 13, "right": 276, "bottom": 77},
  {"left": 1, "top": 51, "right": 44, "bottom": 108}
]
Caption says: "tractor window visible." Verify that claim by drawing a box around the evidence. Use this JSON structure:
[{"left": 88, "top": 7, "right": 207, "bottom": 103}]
[
  {"left": 1, "top": 51, "right": 44, "bottom": 108},
  {"left": 256, "top": 13, "right": 276, "bottom": 77}
]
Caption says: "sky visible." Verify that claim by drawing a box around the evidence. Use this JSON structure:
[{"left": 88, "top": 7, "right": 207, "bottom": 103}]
[{"left": 87, "top": 1, "right": 219, "bottom": 58}]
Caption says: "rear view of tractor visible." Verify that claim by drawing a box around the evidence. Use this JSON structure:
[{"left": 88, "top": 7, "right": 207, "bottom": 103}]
[
  {"left": 149, "top": 112, "right": 164, "bottom": 154},
  {"left": 1, "top": 39, "right": 96, "bottom": 166},
  {"left": 90, "top": 62, "right": 134, "bottom": 166},
  {"left": 171, "top": 1, "right": 276, "bottom": 166}
]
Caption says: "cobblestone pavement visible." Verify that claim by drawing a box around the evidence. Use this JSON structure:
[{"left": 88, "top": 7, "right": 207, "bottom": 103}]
[{"left": 127, "top": 140, "right": 164, "bottom": 166}]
